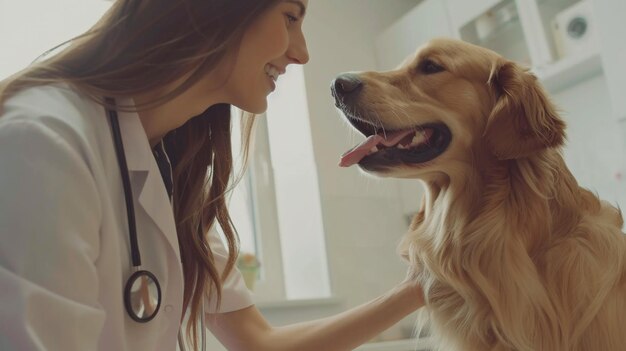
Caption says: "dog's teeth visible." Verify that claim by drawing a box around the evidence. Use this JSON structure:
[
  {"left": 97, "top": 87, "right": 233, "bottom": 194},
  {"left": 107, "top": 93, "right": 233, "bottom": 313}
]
[
  {"left": 411, "top": 131, "right": 426, "bottom": 146},
  {"left": 397, "top": 144, "right": 406, "bottom": 149},
  {"left": 370, "top": 146, "right": 378, "bottom": 153}
]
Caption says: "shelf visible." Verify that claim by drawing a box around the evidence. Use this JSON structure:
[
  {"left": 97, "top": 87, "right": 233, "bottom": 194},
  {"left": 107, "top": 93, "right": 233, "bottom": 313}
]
[
  {"left": 356, "top": 337, "right": 433, "bottom": 351},
  {"left": 533, "top": 50, "right": 603, "bottom": 93},
  {"left": 459, "top": 0, "right": 532, "bottom": 66}
]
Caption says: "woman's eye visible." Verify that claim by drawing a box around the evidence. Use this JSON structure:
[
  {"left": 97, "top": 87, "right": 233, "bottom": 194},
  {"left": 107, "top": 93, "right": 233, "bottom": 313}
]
[
  {"left": 285, "top": 13, "right": 299, "bottom": 25},
  {"left": 420, "top": 59, "right": 445, "bottom": 74}
]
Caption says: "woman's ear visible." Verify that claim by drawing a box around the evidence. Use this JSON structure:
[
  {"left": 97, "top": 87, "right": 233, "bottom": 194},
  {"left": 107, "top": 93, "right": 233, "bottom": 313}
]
[{"left": 485, "top": 60, "right": 566, "bottom": 160}]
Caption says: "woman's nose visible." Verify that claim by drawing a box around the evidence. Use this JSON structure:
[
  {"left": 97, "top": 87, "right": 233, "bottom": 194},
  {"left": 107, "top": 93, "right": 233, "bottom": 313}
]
[{"left": 287, "top": 32, "right": 309, "bottom": 65}]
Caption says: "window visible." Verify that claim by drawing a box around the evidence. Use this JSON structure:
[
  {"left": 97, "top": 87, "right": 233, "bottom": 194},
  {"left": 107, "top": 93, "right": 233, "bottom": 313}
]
[
  {"left": 0, "top": 0, "right": 112, "bottom": 80},
  {"left": 229, "top": 65, "right": 332, "bottom": 302},
  {"left": 262, "top": 64, "right": 331, "bottom": 301}
]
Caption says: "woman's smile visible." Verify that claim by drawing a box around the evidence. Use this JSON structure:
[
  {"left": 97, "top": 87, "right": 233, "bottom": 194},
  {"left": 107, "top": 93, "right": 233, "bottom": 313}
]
[{"left": 265, "top": 63, "right": 284, "bottom": 92}]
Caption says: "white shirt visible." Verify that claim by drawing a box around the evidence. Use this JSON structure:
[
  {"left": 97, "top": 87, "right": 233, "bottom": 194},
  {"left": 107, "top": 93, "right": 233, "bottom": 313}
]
[{"left": 0, "top": 84, "right": 253, "bottom": 350}]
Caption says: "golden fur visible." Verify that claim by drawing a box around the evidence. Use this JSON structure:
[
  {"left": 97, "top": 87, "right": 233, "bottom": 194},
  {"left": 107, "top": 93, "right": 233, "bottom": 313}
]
[{"left": 339, "top": 38, "right": 626, "bottom": 351}]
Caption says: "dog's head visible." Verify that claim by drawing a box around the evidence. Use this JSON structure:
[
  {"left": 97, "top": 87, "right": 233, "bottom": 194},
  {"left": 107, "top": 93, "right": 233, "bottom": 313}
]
[{"left": 332, "top": 38, "right": 566, "bottom": 179}]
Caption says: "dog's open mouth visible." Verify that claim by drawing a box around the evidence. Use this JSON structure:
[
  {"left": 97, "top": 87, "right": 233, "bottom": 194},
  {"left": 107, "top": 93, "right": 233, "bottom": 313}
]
[{"left": 340, "top": 118, "right": 451, "bottom": 168}]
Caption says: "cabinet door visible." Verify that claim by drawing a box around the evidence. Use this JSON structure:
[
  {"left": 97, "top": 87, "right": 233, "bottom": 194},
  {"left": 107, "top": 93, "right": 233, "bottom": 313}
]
[
  {"left": 593, "top": 0, "right": 626, "bottom": 120},
  {"left": 374, "top": 0, "right": 454, "bottom": 71},
  {"left": 445, "top": 0, "right": 501, "bottom": 30}
]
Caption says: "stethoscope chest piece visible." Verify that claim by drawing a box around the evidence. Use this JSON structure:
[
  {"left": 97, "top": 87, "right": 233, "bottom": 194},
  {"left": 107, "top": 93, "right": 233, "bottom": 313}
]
[{"left": 124, "top": 269, "right": 162, "bottom": 323}]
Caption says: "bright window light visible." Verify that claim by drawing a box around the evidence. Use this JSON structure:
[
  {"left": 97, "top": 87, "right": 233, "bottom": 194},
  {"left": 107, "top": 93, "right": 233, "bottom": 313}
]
[{"left": 0, "top": 0, "right": 112, "bottom": 80}]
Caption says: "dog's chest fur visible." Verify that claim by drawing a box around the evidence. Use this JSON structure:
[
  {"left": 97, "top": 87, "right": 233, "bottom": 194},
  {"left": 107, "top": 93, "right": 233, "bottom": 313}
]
[{"left": 408, "top": 157, "right": 626, "bottom": 351}]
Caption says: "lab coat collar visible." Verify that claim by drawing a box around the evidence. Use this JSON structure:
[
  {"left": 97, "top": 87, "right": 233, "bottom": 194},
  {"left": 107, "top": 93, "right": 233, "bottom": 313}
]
[{"left": 116, "top": 106, "right": 182, "bottom": 264}]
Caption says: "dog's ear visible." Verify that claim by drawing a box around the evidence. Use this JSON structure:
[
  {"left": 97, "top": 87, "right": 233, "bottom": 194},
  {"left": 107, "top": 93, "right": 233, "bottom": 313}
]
[{"left": 485, "top": 60, "right": 566, "bottom": 160}]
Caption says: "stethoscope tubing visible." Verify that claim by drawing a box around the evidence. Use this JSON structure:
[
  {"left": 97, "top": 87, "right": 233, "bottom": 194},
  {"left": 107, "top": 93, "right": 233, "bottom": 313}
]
[
  {"left": 106, "top": 97, "right": 142, "bottom": 268},
  {"left": 105, "top": 98, "right": 205, "bottom": 349}
]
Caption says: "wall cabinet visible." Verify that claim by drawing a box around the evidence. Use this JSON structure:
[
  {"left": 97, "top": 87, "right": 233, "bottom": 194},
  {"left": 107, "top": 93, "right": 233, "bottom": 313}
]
[
  {"left": 455, "top": 0, "right": 604, "bottom": 95},
  {"left": 375, "top": 0, "right": 610, "bottom": 97}
]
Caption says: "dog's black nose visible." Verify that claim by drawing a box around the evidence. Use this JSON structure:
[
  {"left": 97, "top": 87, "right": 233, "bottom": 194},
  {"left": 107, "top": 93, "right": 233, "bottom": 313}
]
[{"left": 331, "top": 74, "right": 363, "bottom": 101}]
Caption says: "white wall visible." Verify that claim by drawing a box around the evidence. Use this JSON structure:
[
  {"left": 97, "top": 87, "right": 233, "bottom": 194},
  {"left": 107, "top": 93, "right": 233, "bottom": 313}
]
[{"left": 553, "top": 74, "right": 626, "bottom": 210}]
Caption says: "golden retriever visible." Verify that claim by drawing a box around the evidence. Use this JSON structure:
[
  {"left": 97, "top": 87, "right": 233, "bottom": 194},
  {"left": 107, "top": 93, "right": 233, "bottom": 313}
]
[{"left": 332, "top": 38, "right": 626, "bottom": 351}]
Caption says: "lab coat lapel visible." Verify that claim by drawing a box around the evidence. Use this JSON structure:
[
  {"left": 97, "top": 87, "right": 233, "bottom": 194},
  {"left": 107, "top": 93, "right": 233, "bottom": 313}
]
[{"left": 117, "top": 108, "right": 182, "bottom": 264}]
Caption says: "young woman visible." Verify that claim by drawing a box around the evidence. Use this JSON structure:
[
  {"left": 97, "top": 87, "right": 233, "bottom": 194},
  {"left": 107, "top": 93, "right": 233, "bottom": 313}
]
[{"left": 0, "top": 0, "right": 424, "bottom": 350}]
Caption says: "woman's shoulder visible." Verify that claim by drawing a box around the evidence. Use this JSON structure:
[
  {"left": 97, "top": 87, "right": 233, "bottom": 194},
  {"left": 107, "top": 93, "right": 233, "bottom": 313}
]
[
  {"left": 1, "top": 82, "right": 109, "bottom": 152},
  {"left": 2, "top": 82, "right": 104, "bottom": 125}
]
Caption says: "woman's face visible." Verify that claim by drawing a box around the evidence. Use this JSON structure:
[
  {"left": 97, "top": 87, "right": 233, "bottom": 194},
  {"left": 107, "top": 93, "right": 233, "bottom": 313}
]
[{"left": 217, "top": 0, "right": 310, "bottom": 114}]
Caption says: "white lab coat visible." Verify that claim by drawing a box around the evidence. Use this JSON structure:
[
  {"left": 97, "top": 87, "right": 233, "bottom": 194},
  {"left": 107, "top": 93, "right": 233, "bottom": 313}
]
[{"left": 0, "top": 84, "right": 252, "bottom": 350}]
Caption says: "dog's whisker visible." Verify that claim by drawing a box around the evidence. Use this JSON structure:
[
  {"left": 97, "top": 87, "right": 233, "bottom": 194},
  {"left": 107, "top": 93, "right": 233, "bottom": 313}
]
[
  {"left": 390, "top": 105, "right": 404, "bottom": 126},
  {"left": 372, "top": 110, "right": 387, "bottom": 138}
]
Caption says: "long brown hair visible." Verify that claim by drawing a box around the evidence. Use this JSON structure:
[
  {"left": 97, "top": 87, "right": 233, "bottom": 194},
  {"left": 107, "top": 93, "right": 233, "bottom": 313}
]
[{"left": 0, "top": 0, "right": 280, "bottom": 348}]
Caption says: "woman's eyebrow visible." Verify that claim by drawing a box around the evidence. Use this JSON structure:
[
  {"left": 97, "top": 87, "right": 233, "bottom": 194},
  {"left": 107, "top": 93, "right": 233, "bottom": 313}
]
[{"left": 285, "top": 0, "right": 306, "bottom": 17}]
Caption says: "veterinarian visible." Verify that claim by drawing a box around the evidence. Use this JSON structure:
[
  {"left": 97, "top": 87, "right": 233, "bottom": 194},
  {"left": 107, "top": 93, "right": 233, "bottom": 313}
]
[{"left": 0, "top": 1, "right": 423, "bottom": 350}]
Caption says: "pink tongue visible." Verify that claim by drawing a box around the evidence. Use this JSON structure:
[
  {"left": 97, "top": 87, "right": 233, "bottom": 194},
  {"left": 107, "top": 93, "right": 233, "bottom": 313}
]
[{"left": 339, "top": 130, "right": 414, "bottom": 167}]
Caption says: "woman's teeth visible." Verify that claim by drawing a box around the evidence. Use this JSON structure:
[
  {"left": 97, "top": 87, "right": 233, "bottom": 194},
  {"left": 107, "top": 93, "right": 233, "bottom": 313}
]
[{"left": 265, "top": 65, "right": 279, "bottom": 82}]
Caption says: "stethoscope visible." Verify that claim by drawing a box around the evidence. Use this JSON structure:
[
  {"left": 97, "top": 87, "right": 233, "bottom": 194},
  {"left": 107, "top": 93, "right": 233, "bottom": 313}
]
[{"left": 106, "top": 98, "right": 205, "bottom": 351}]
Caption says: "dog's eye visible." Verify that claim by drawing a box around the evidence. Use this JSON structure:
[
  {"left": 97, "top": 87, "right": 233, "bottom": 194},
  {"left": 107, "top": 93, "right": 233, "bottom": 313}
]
[{"left": 420, "top": 59, "right": 445, "bottom": 74}]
